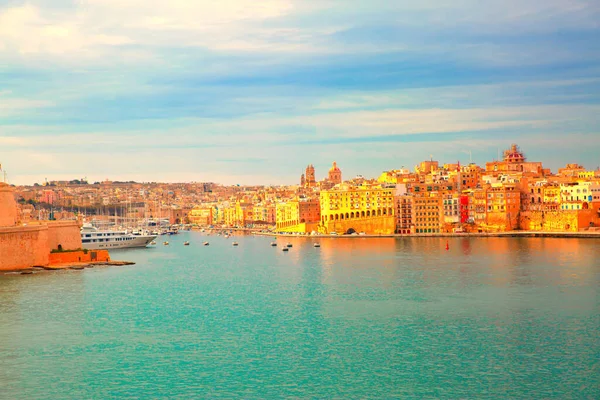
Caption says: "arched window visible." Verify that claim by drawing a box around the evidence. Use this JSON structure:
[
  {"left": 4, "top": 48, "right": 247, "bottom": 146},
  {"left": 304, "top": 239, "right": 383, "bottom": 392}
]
[
  {"left": 335, "top": 214, "right": 339, "bottom": 220},
  {"left": 361, "top": 211, "right": 365, "bottom": 217},
  {"left": 345, "top": 213, "right": 349, "bottom": 219},
  {"left": 367, "top": 210, "right": 370, "bottom": 217},
  {"left": 350, "top": 212, "right": 354, "bottom": 218}
]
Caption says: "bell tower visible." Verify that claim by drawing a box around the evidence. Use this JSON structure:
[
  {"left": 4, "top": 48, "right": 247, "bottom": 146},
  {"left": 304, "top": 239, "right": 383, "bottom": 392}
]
[{"left": 305, "top": 165, "right": 316, "bottom": 187}]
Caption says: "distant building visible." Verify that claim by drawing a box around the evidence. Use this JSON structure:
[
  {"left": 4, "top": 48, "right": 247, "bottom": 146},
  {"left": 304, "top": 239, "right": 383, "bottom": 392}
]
[{"left": 327, "top": 161, "right": 342, "bottom": 185}]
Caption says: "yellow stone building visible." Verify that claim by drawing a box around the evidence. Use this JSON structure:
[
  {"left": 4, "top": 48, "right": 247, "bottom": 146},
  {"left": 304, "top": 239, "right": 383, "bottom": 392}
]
[
  {"left": 276, "top": 201, "right": 300, "bottom": 230},
  {"left": 222, "top": 206, "right": 239, "bottom": 227},
  {"left": 188, "top": 207, "right": 213, "bottom": 226},
  {"left": 319, "top": 185, "right": 395, "bottom": 234},
  {"left": 276, "top": 199, "right": 320, "bottom": 233},
  {"left": 252, "top": 204, "right": 276, "bottom": 225},
  {"left": 412, "top": 194, "right": 441, "bottom": 234}
]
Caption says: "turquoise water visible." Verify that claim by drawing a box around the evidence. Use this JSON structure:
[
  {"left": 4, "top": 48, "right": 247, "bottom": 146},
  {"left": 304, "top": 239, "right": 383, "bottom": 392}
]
[{"left": 1, "top": 233, "right": 598, "bottom": 398}]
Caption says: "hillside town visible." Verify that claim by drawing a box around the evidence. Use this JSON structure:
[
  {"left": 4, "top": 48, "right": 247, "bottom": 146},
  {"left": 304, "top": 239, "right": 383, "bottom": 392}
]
[{"left": 9, "top": 144, "right": 600, "bottom": 235}]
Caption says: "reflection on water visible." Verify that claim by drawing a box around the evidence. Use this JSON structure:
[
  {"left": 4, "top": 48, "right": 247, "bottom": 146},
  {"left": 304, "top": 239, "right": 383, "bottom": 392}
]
[{"left": 0, "top": 234, "right": 598, "bottom": 398}]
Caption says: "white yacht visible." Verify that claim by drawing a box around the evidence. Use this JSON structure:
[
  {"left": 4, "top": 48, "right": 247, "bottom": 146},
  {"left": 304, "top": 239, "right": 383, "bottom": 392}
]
[{"left": 81, "top": 224, "right": 157, "bottom": 250}]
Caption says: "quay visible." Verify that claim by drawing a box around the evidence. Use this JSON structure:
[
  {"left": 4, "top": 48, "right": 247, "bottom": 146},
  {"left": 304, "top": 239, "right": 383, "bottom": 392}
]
[{"left": 255, "top": 231, "right": 600, "bottom": 239}]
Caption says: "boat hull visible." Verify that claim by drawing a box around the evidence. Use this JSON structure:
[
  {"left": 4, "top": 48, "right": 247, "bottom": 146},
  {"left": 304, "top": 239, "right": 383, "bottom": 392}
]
[{"left": 82, "top": 235, "right": 157, "bottom": 250}]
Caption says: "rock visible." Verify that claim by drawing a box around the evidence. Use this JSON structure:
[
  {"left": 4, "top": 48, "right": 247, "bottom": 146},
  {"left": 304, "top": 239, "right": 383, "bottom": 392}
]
[{"left": 107, "top": 261, "right": 135, "bottom": 266}]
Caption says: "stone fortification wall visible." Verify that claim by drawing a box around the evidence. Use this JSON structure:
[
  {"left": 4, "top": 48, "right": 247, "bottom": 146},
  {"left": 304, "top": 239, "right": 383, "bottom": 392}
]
[
  {"left": 0, "top": 183, "right": 18, "bottom": 227},
  {"left": 0, "top": 225, "right": 49, "bottom": 271},
  {"left": 47, "top": 221, "right": 83, "bottom": 251},
  {"left": 520, "top": 209, "right": 600, "bottom": 232},
  {"left": 0, "top": 183, "right": 85, "bottom": 270}
]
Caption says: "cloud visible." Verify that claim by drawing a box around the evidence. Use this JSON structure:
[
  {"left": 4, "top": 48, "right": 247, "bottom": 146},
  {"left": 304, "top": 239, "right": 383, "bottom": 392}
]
[
  {"left": 0, "top": 4, "right": 132, "bottom": 57},
  {"left": 1, "top": 0, "right": 599, "bottom": 185}
]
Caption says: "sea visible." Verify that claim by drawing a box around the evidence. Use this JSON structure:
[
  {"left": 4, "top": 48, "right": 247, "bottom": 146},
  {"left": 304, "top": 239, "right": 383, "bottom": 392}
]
[{"left": 1, "top": 233, "right": 598, "bottom": 399}]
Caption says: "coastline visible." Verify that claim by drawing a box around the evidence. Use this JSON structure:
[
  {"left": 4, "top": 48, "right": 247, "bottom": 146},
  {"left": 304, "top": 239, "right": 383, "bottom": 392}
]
[
  {"left": 253, "top": 231, "right": 600, "bottom": 239},
  {"left": 1, "top": 260, "right": 136, "bottom": 275}
]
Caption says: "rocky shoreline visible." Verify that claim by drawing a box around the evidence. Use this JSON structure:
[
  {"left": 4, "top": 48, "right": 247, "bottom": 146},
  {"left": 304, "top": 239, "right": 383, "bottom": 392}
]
[{"left": 2, "top": 261, "right": 136, "bottom": 275}]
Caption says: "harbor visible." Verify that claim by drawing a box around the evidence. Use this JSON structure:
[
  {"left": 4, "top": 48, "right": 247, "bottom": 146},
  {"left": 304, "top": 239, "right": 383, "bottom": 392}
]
[{"left": 1, "top": 231, "right": 598, "bottom": 398}]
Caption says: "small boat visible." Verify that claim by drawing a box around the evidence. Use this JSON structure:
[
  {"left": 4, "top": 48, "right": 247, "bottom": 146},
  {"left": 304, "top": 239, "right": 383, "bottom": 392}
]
[
  {"left": 314, "top": 243, "right": 320, "bottom": 248},
  {"left": 232, "top": 242, "right": 239, "bottom": 246},
  {"left": 286, "top": 243, "right": 293, "bottom": 248},
  {"left": 270, "top": 242, "right": 277, "bottom": 247},
  {"left": 282, "top": 247, "right": 289, "bottom": 252},
  {"left": 184, "top": 241, "right": 190, "bottom": 246},
  {"left": 203, "top": 242, "right": 209, "bottom": 246},
  {"left": 163, "top": 241, "right": 169, "bottom": 246},
  {"left": 150, "top": 241, "right": 156, "bottom": 245}
]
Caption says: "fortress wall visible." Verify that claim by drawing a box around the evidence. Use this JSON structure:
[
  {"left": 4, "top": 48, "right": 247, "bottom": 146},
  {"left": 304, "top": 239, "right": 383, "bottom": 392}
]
[
  {"left": 0, "top": 225, "right": 49, "bottom": 271},
  {"left": 47, "top": 221, "right": 83, "bottom": 251},
  {"left": 0, "top": 184, "right": 18, "bottom": 227}
]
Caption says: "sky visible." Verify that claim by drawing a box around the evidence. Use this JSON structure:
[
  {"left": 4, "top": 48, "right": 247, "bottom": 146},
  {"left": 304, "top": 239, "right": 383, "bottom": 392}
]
[{"left": 1, "top": 0, "right": 599, "bottom": 185}]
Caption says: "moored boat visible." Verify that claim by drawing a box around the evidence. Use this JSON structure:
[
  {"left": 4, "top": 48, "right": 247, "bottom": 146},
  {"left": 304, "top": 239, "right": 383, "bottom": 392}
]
[{"left": 81, "top": 224, "right": 157, "bottom": 250}]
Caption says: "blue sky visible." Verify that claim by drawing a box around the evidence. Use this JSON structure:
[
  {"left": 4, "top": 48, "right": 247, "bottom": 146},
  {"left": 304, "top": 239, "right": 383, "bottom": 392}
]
[{"left": 1, "top": 0, "right": 599, "bottom": 185}]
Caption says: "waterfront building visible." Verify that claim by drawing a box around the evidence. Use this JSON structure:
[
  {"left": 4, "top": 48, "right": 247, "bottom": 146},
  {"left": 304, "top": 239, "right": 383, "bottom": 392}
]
[
  {"left": 560, "top": 181, "right": 592, "bottom": 211},
  {"left": 276, "top": 198, "right": 320, "bottom": 233},
  {"left": 485, "top": 184, "right": 521, "bottom": 232},
  {"left": 395, "top": 195, "right": 413, "bottom": 234},
  {"left": 319, "top": 185, "right": 395, "bottom": 234},
  {"left": 442, "top": 193, "right": 460, "bottom": 227},
  {"left": 188, "top": 207, "right": 213, "bottom": 226},
  {"left": 252, "top": 204, "right": 276, "bottom": 225},
  {"left": 412, "top": 194, "right": 442, "bottom": 234}
]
